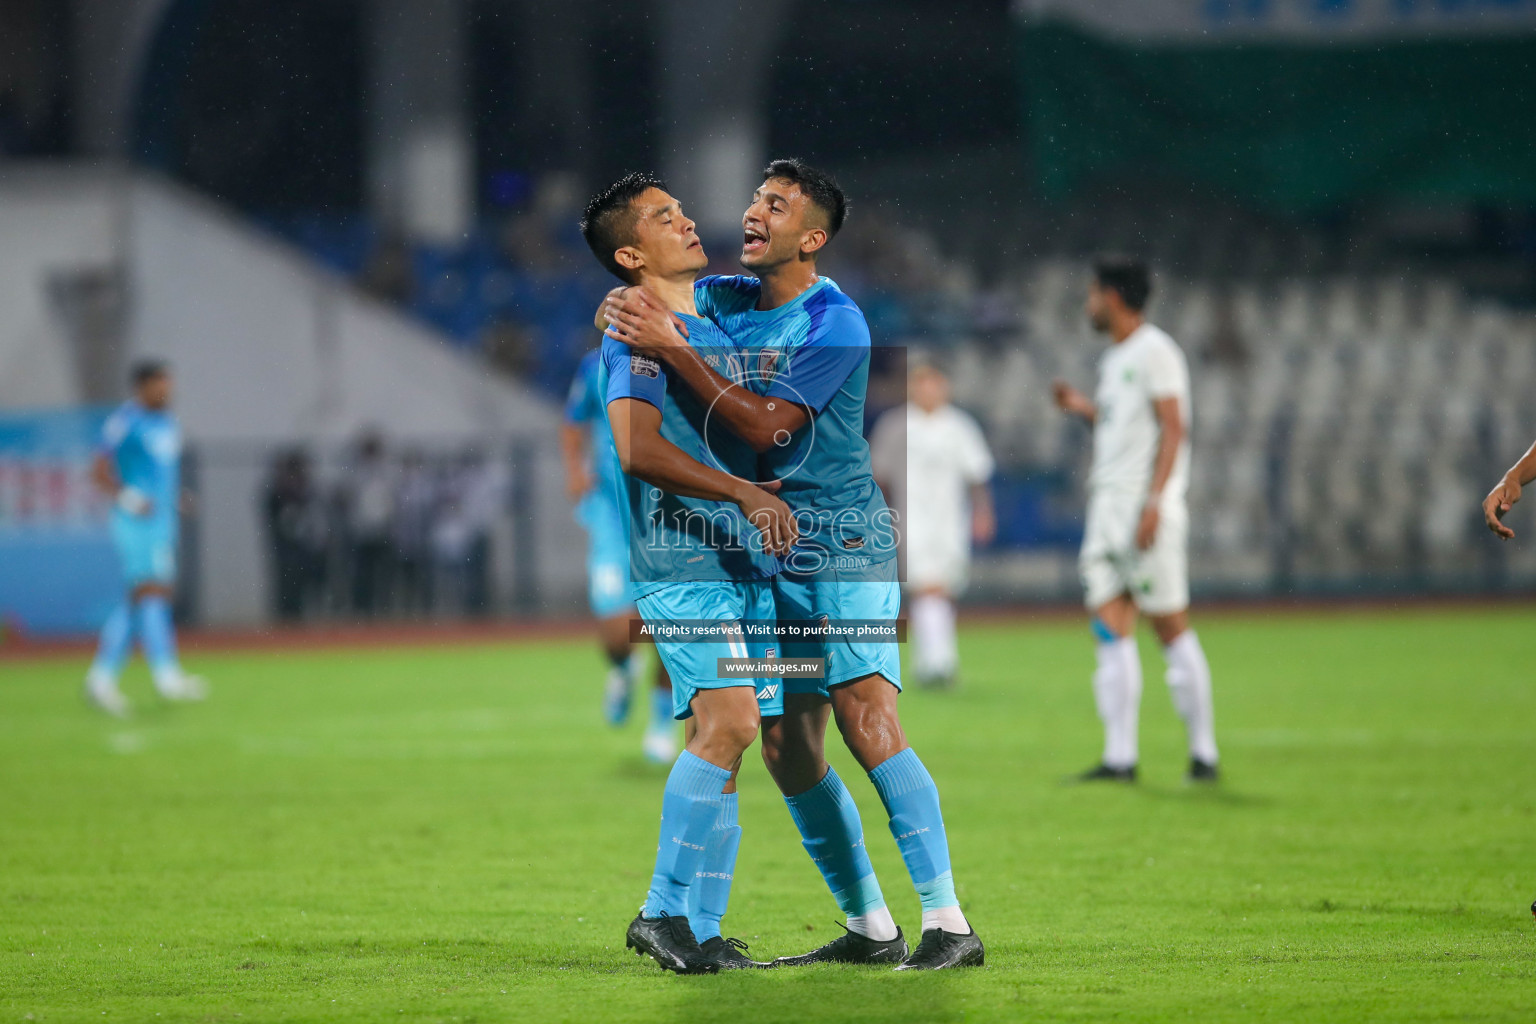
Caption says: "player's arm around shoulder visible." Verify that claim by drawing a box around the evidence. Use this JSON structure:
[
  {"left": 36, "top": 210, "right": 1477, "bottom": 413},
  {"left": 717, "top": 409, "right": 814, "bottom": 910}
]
[
  {"left": 610, "top": 309, "right": 810, "bottom": 455},
  {"left": 766, "top": 300, "right": 870, "bottom": 413}
]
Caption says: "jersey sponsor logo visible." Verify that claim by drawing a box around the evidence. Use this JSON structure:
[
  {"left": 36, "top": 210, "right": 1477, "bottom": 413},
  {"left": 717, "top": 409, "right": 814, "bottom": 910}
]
[
  {"left": 755, "top": 683, "right": 780, "bottom": 701},
  {"left": 630, "top": 354, "right": 660, "bottom": 378}
]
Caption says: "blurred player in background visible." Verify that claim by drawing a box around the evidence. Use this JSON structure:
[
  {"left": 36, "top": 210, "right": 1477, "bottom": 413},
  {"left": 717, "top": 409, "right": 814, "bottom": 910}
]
[
  {"left": 561, "top": 348, "right": 677, "bottom": 764},
  {"left": 1482, "top": 438, "right": 1536, "bottom": 539},
  {"left": 1053, "top": 257, "right": 1217, "bottom": 783},
  {"left": 603, "top": 160, "right": 985, "bottom": 970},
  {"left": 870, "top": 359, "right": 995, "bottom": 688},
  {"left": 84, "top": 360, "right": 207, "bottom": 717},
  {"left": 582, "top": 173, "right": 797, "bottom": 974}
]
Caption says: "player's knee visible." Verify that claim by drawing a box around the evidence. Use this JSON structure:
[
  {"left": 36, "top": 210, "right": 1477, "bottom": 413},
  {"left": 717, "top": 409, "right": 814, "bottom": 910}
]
[
  {"left": 1151, "top": 612, "right": 1188, "bottom": 646},
  {"left": 834, "top": 701, "right": 906, "bottom": 765},
  {"left": 759, "top": 721, "right": 786, "bottom": 770},
  {"left": 705, "top": 710, "right": 759, "bottom": 756},
  {"left": 761, "top": 719, "right": 822, "bottom": 774}
]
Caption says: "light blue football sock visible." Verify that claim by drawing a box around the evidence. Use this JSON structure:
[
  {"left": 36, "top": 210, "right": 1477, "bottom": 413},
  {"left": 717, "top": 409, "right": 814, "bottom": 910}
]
[
  {"left": 134, "top": 595, "right": 179, "bottom": 676},
  {"left": 649, "top": 685, "right": 674, "bottom": 732},
  {"left": 688, "top": 792, "right": 741, "bottom": 942},
  {"left": 642, "top": 751, "right": 729, "bottom": 919},
  {"left": 90, "top": 602, "right": 134, "bottom": 681},
  {"left": 869, "top": 748, "right": 958, "bottom": 910},
  {"left": 784, "top": 767, "right": 888, "bottom": 917}
]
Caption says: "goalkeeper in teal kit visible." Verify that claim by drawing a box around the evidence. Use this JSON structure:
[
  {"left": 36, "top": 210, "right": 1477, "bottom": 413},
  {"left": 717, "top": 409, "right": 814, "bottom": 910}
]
[
  {"left": 602, "top": 159, "right": 984, "bottom": 970},
  {"left": 85, "top": 360, "right": 207, "bottom": 717}
]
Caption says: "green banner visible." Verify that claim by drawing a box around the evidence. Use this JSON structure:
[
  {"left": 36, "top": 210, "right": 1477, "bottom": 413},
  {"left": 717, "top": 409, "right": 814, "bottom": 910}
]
[{"left": 1019, "top": 22, "right": 1536, "bottom": 212}]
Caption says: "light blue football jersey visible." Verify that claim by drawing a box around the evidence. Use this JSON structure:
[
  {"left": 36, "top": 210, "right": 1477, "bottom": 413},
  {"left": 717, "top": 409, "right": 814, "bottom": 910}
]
[
  {"left": 599, "top": 314, "right": 779, "bottom": 596},
  {"left": 100, "top": 401, "right": 181, "bottom": 529},
  {"left": 694, "top": 275, "right": 895, "bottom": 580}
]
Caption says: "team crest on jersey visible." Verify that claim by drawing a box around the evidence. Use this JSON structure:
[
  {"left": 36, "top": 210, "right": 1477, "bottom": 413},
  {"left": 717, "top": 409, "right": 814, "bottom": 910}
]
[
  {"left": 630, "top": 354, "right": 660, "bottom": 378},
  {"left": 758, "top": 348, "right": 782, "bottom": 380}
]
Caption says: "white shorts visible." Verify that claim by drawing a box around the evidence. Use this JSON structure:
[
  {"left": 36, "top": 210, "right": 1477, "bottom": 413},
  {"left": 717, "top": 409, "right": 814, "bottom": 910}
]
[
  {"left": 1079, "top": 490, "right": 1188, "bottom": 616},
  {"left": 905, "top": 530, "right": 970, "bottom": 594}
]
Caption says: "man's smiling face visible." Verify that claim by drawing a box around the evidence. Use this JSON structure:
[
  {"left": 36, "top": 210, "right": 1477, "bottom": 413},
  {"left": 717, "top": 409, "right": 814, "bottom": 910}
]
[{"left": 740, "top": 178, "right": 823, "bottom": 271}]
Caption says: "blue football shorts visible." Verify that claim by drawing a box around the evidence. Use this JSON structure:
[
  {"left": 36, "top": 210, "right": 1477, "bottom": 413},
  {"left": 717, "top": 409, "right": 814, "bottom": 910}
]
[{"left": 634, "top": 580, "right": 783, "bottom": 721}]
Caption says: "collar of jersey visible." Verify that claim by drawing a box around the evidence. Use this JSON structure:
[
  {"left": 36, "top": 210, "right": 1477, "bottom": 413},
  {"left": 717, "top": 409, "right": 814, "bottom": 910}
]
[{"left": 734, "top": 276, "right": 832, "bottom": 321}]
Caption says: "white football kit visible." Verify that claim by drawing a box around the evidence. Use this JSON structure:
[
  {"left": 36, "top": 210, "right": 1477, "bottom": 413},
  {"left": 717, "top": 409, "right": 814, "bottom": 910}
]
[
  {"left": 1080, "top": 322, "right": 1192, "bottom": 615},
  {"left": 870, "top": 402, "right": 995, "bottom": 593}
]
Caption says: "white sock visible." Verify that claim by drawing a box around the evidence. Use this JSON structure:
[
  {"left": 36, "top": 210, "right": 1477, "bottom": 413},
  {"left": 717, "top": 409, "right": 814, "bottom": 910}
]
[
  {"left": 911, "top": 594, "right": 958, "bottom": 678},
  {"left": 1164, "top": 630, "right": 1218, "bottom": 764},
  {"left": 846, "top": 905, "right": 899, "bottom": 942},
  {"left": 921, "top": 905, "right": 970, "bottom": 935},
  {"left": 1093, "top": 636, "right": 1142, "bottom": 769}
]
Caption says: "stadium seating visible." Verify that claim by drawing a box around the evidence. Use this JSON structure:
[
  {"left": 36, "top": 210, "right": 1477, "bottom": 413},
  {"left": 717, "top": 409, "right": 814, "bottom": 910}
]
[{"left": 263, "top": 213, "right": 1536, "bottom": 597}]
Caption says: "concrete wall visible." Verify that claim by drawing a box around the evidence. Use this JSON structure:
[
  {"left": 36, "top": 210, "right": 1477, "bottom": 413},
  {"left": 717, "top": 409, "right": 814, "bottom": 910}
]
[{"left": 0, "top": 167, "right": 124, "bottom": 408}]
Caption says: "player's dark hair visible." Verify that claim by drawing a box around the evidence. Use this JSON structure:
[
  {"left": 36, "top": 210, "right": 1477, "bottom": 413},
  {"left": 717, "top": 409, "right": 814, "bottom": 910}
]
[
  {"left": 131, "top": 359, "right": 169, "bottom": 387},
  {"left": 762, "top": 158, "right": 848, "bottom": 238},
  {"left": 1092, "top": 255, "right": 1151, "bottom": 312},
  {"left": 580, "top": 172, "right": 667, "bottom": 282}
]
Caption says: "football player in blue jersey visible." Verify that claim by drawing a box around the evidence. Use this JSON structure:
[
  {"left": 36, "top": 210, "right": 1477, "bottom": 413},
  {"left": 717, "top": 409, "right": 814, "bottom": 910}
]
[
  {"left": 85, "top": 360, "right": 207, "bottom": 716},
  {"left": 579, "top": 173, "right": 799, "bottom": 974},
  {"left": 602, "top": 160, "right": 984, "bottom": 970},
  {"left": 562, "top": 349, "right": 678, "bottom": 763}
]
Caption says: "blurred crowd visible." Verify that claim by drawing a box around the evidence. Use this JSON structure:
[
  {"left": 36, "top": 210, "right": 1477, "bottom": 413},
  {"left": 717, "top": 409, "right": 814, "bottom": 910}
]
[{"left": 261, "top": 433, "right": 508, "bottom": 621}]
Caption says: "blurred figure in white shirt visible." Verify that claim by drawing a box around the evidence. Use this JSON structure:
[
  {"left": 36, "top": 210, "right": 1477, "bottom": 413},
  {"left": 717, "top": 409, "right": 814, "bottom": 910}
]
[{"left": 871, "top": 360, "right": 995, "bottom": 688}]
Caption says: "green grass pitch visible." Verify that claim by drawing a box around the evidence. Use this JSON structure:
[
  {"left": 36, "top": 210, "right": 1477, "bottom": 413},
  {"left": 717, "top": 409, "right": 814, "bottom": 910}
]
[{"left": 2, "top": 609, "right": 1533, "bottom": 1022}]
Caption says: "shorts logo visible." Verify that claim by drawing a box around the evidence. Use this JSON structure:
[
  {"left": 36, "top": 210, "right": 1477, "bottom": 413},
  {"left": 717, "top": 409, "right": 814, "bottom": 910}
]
[
  {"left": 841, "top": 535, "right": 865, "bottom": 550},
  {"left": 631, "top": 354, "right": 660, "bottom": 378},
  {"left": 766, "top": 646, "right": 777, "bottom": 658},
  {"left": 755, "top": 683, "right": 779, "bottom": 701}
]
